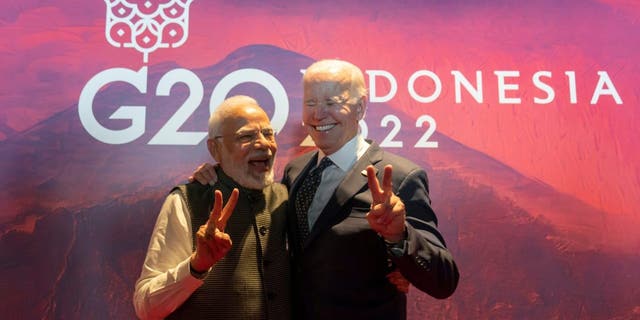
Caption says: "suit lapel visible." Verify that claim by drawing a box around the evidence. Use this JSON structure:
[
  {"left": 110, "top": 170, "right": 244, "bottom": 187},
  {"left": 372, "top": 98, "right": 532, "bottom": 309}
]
[
  {"left": 306, "top": 143, "right": 384, "bottom": 245},
  {"left": 288, "top": 152, "right": 318, "bottom": 197},
  {"left": 334, "top": 146, "right": 383, "bottom": 207}
]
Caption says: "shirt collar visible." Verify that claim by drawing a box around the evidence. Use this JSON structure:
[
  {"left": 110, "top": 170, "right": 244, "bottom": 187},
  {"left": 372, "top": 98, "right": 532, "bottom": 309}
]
[{"left": 318, "top": 134, "right": 370, "bottom": 172}]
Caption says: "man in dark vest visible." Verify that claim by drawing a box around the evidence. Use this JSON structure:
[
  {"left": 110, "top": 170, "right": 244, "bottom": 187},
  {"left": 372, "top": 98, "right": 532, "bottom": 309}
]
[{"left": 134, "top": 95, "right": 290, "bottom": 319}]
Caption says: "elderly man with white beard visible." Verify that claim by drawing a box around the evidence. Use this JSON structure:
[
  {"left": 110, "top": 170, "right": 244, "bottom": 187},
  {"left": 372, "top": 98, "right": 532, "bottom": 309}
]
[{"left": 133, "top": 95, "right": 291, "bottom": 320}]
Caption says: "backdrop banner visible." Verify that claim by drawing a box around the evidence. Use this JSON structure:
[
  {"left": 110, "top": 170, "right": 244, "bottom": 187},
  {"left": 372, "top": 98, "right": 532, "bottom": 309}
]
[{"left": 1, "top": 1, "right": 639, "bottom": 319}]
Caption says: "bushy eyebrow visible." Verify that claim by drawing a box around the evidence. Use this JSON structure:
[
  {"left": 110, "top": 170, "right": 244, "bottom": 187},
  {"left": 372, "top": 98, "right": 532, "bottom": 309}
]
[{"left": 235, "top": 128, "right": 274, "bottom": 134}]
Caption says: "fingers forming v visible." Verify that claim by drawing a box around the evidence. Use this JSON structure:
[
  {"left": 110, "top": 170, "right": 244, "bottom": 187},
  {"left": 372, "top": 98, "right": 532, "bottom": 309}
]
[
  {"left": 217, "top": 188, "right": 239, "bottom": 231},
  {"left": 205, "top": 190, "right": 224, "bottom": 236},
  {"left": 206, "top": 188, "right": 239, "bottom": 233},
  {"left": 381, "top": 165, "right": 393, "bottom": 196},
  {"left": 367, "top": 165, "right": 395, "bottom": 206},
  {"left": 366, "top": 165, "right": 383, "bottom": 202}
]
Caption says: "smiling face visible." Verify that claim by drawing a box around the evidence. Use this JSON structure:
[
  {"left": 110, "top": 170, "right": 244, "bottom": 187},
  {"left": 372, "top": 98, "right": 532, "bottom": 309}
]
[
  {"left": 207, "top": 97, "right": 276, "bottom": 190},
  {"left": 302, "top": 61, "right": 366, "bottom": 155}
]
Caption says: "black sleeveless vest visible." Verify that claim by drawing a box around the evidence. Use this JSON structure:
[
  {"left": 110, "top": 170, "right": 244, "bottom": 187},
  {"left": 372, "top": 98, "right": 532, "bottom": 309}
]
[{"left": 167, "top": 169, "right": 291, "bottom": 320}]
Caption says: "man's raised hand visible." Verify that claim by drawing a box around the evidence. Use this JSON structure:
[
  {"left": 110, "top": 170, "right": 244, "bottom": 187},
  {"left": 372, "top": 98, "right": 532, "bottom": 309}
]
[
  {"left": 190, "top": 188, "right": 239, "bottom": 273},
  {"left": 366, "top": 165, "right": 406, "bottom": 243}
]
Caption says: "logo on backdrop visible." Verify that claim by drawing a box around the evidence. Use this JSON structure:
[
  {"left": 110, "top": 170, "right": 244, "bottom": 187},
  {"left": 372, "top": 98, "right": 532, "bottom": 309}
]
[
  {"left": 104, "top": 0, "right": 194, "bottom": 63},
  {"left": 79, "top": 2, "right": 623, "bottom": 147},
  {"left": 80, "top": 1, "right": 290, "bottom": 145}
]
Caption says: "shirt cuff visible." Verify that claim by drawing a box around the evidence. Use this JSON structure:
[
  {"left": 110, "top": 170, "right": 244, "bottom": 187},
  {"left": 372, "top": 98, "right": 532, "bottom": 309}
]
[{"left": 178, "top": 258, "right": 209, "bottom": 286}]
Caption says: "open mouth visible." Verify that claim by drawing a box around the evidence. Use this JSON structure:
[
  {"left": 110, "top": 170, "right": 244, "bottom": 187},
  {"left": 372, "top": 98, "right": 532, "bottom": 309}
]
[
  {"left": 313, "top": 124, "right": 336, "bottom": 132},
  {"left": 248, "top": 156, "right": 272, "bottom": 170}
]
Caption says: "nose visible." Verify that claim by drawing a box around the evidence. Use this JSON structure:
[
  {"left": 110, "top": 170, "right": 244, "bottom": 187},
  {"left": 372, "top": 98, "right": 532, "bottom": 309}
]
[
  {"left": 313, "top": 104, "right": 328, "bottom": 119},
  {"left": 253, "top": 131, "right": 270, "bottom": 148}
]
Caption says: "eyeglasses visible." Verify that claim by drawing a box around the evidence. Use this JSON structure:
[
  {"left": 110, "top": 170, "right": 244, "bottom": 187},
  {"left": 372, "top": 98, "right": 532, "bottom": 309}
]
[{"left": 214, "top": 128, "right": 276, "bottom": 144}]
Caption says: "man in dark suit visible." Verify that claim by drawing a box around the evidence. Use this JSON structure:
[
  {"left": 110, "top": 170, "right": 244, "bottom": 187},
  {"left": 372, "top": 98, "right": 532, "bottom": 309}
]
[
  {"left": 283, "top": 59, "right": 458, "bottom": 319},
  {"left": 191, "top": 60, "right": 458, "bottom": 319}
]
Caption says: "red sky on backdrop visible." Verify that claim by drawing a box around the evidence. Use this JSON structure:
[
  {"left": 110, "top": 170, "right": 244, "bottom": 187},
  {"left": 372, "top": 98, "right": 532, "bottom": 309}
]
[{"left": 1, "top": 0, "right": 638, "bottom": 219}]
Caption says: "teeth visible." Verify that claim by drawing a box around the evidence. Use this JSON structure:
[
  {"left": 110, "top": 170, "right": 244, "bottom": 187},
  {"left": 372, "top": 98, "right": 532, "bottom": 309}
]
[{"left": 315, "top": 124, "right": 335, "bottom": 132}]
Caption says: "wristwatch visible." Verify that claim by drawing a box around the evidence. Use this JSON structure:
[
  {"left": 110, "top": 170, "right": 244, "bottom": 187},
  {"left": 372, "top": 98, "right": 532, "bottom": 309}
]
[
  {"left": 189, "top": 263, "right": 208, "bottom": 279},
  {"left": 384, "top": 237, "right": 408, "bottom": 257}
]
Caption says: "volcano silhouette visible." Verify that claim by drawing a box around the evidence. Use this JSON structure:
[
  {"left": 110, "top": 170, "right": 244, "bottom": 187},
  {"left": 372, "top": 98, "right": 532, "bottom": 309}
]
[{"left": 0, "top": 44, "right": 638, "bottom": 319}]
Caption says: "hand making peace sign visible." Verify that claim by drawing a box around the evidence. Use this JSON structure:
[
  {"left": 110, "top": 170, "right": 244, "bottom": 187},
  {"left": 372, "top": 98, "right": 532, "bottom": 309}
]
[
  {"left": 190, "top": 188, "right": 239, "bottom": 273},
  {"left": 366, "top": 165, "right": 407, "bottom": 243}
]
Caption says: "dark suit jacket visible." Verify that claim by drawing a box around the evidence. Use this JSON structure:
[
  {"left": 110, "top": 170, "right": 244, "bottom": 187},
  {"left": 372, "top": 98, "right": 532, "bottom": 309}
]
[{"left": 282, "top": 142, "right": 459, "bottom": 320}]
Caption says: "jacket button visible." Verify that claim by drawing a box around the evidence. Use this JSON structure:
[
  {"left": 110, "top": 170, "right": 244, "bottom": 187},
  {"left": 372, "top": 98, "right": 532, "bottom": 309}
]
[{"left": 259, "top": 226, "right": 268, "bottom": 236}]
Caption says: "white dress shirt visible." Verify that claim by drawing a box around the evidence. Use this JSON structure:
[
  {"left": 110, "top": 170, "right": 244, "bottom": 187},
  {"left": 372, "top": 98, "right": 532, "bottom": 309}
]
[
  {"left": 133, "top": 192, "right": 208, "bottom": 320},
  {"left": 307, "top": 134, "right": 370, "bottom": 229}
]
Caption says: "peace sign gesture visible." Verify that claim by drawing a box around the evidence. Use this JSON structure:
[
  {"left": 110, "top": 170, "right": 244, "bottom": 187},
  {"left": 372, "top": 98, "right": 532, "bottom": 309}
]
[
  {"left": 366, "top": 165, "right": 406, "bottom": 243},
  {"left": 190, "top": 188, "right": 239, "bottom": 273}
]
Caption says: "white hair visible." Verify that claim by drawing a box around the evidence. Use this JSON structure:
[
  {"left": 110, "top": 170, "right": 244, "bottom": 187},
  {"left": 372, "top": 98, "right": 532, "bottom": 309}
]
[
  {"left": 208, "top": 95, "right": 260, "bottom": 139},
  {"left": 303, "top": 59, "right": 368, "bottom": 99}
]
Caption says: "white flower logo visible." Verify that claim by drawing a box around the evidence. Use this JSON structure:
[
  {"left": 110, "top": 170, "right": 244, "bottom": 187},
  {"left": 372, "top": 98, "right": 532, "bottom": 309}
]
[{"left": 104, "top": 0, "right": 194, "bottom": 63}]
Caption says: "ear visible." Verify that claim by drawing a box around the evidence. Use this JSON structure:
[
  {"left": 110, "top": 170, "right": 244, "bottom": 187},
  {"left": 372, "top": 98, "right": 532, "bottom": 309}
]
[
  {"left": 357, "top": 96, "right": 367, "bottom": 120},
  {"left": 207, "top": 138, "right": 221, "bottom": 162}
]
